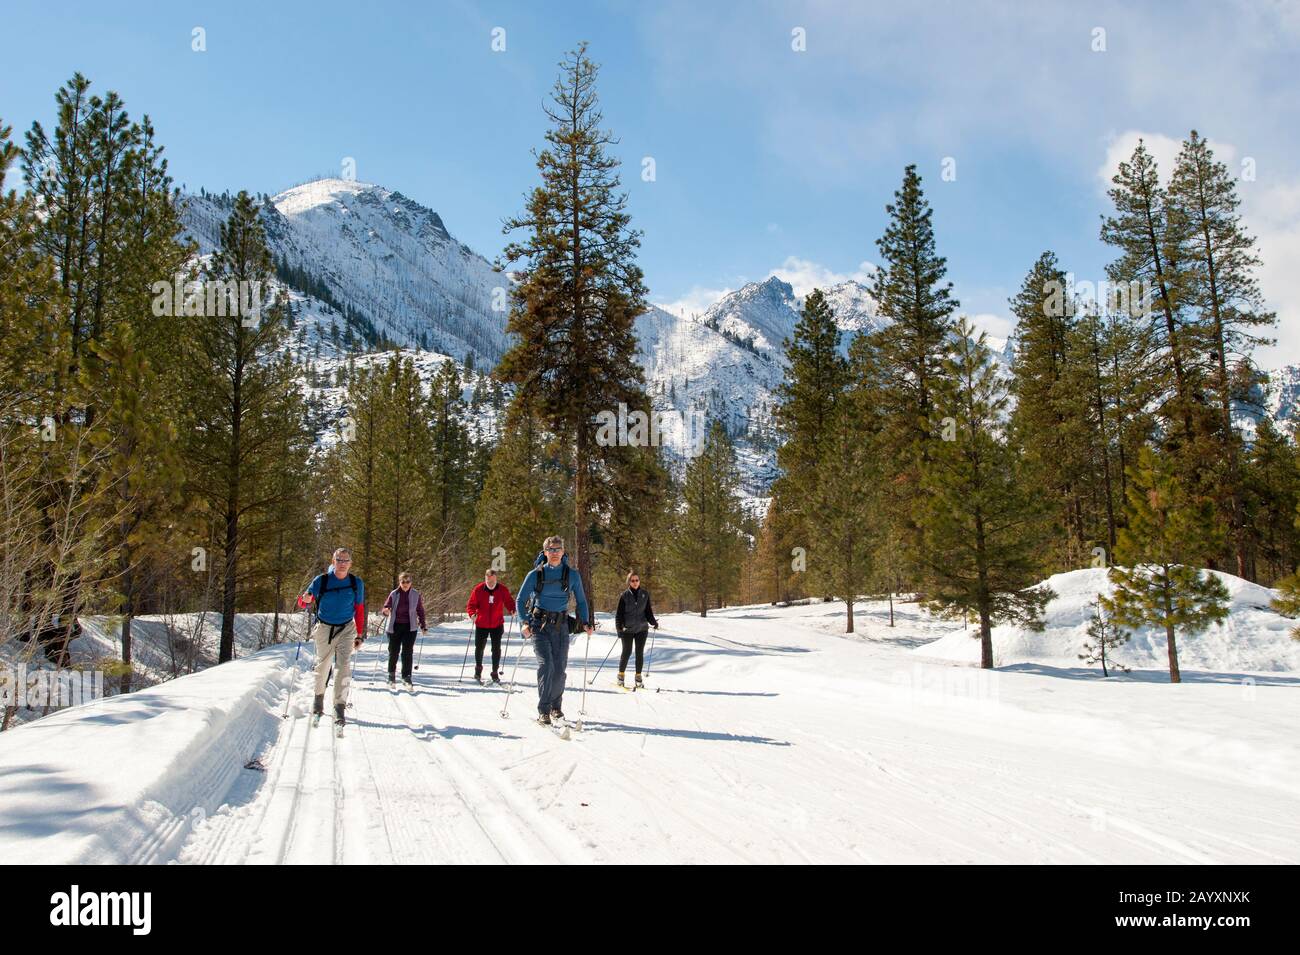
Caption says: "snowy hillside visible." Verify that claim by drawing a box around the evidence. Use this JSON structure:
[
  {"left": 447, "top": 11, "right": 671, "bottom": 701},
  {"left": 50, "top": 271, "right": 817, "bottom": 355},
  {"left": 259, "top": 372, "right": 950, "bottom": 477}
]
[
  {"left": 1263, "top": 362, "right": 1300, "bottom": 426},
  {"left": 183, "top": 180, "right": 511, "bottom": 364},
  {"left": 915, "top": 567, "right": 1300, "bottom": 673},
  {"left": 2, "top": 597, "right": 1296, "bottom": 864},
  {"left": 636, "top": 305, "right": 782, "bottom": 491}
]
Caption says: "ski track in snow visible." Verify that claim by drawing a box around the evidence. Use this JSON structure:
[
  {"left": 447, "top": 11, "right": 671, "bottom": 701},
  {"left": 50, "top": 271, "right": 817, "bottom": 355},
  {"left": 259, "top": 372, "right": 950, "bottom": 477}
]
[{"left": 5, "top": 599, "right": 1300, "bottom": 865}]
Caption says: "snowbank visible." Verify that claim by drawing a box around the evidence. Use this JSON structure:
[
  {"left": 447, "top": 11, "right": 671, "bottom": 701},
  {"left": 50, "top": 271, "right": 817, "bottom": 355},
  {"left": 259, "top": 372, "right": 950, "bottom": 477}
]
[
  {"left": 0, "top": 644, "right": 294, "bottom": 864},
  {"left": 912, "top": 567, "right": 1300, "bottom": 673}
]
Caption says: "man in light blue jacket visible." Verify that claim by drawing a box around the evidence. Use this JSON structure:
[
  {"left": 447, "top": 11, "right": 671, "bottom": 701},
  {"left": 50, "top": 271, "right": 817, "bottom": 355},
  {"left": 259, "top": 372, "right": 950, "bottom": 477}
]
[{"left": 518, "top": 535, "right": 592, "bottom": 724}]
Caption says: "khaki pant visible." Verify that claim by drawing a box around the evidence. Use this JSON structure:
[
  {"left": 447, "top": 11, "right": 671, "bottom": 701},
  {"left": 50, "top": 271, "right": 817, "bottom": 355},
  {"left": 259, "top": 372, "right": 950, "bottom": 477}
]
[{"left": 312, "top": 619, "right": 357, "bottom": 706}]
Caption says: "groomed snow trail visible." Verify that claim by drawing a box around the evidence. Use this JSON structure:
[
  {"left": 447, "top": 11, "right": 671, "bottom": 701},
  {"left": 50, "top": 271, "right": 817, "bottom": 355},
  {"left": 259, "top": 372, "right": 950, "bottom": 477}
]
[{"left": 6, "top": 599, "right": 1298, "bottom": 865}]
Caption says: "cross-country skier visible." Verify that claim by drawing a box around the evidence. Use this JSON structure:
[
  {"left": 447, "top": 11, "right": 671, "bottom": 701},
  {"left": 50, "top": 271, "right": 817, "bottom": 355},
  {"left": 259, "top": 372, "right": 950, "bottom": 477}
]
[
  {"left": 466, "top": 568, "right": 516, "bottom": 684},
  {"left": 380, "top": 571, "right": 427, "bottom": 689},
  {"left": 614, "top": 570, "right": 658, "bottom": 689},
  {"left": 297, "top": 548, "right": 367, "bottom": 730},
  {"left": 517, "top": 536, "right": 592, "bottom": 725}
]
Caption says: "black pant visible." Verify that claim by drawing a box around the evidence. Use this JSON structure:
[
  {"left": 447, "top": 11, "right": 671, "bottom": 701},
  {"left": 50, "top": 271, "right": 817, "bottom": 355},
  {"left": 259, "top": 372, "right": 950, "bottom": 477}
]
[
  {"left": 388, "top": 624, "right": 417, "bottom": 681},
  {"left": 619, "top": 630, "right": 649, "bottom": 674},
  {"left": 475, "top": 625, "right": 504, "bottom": 674}
]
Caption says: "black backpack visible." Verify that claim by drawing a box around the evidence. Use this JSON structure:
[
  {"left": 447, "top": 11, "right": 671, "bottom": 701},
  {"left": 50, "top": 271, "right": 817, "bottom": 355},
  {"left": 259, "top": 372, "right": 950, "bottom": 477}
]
[
  {"left": 529, "top": 560, "right": 578, "bottom": 633},
  {"left": 316, "top": 571, "right": 359, "bottom": 606}
]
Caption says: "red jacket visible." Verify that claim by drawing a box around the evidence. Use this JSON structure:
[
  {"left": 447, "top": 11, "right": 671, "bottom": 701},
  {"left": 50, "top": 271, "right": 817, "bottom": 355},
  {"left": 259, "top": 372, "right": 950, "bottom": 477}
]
[{"left": 466, "top": 582, "right": 516, "bottom": 629}]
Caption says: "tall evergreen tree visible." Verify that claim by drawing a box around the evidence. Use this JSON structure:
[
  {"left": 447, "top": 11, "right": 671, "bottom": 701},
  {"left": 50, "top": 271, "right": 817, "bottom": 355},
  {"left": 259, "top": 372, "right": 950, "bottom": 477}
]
[
  {"left": 1167, "top": 130, "right": 1276, "bottom": 579},
  {"left": 497, "top": 44, "right": 649, "bottom": 612},
  {"left": 427, "top": 358, "right": 474, "bottom": 618},
  {"left": 1008, "top": 251, "right": 1095, "bottom": 566},
  {"left": 771, "top": 287, "right": 848, "bottom": 565},
  {"left": 864, "top": 165, "right": 958, "bottom": 571},
  {"left": 917, "top": 319, "right": 1054, "bottom": 668},
  {"left": 1101, "top": 139, "right": 1208, "bottom": 453},
  {"left": 180, "top": 192, "right": 302, "bottom": 662}
]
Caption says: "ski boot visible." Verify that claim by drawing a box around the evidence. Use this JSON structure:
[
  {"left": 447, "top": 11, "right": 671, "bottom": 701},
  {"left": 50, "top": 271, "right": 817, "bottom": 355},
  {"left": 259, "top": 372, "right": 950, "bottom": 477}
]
[
  {"left": 403, "top": 679, "right": 414, "bottom": 692},
  {"left": 474, "top": 666, "right": 484, "bottom": 685},
  {"left": 537, "top": 711, "right": 552, "bottom": 726},
  {"left": 491, "top": 671, "right": 502, "bottom": 685},
  {"left": 616, "top": 671, "right": 626, "bottom": 689},
  {"left": 550, "top": 708, "right": 565, "bottom": 723},
  {"left": 312, "top": 694, "right": 325, "bottom": 726},
  {"left": 387, "top": 673, "right": 396, "bottom": 689},
  {"left": 334, "top": 703, "right": 347, "bottom": 737},
  {"left": 635, "top": 673, "right": 645, "bottom": 690}
]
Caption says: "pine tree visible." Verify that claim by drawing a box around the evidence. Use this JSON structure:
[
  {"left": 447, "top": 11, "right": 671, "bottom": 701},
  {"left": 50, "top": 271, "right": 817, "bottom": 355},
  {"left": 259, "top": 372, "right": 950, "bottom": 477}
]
[
  {"left": 864, "top": 165, "right": 958, "bottom": 571},
  {"left": 497, "top": 44, "right": 649, "bottom": 608},
  {"left": 1101, "top": 447, "right": 1230, "bottom": 683},
  {"left": 672, "top": 421, "right": 745, "bottom": 616},
  {"left": 0, "top": 117, "right": 62, "bottom": 412},
  {"left": 809, "top": 416, "right": 877, "bottom": 632},
  {"left": 427, "top": 358, "right": 474, "bottom": 618},
  {"left": 1244, "top": 418, "right": 1300, "bottom": 585},
  {"left": 1167, "top": 131, "right": 1276, "bottom": 579},
  {"left": 1079, "top": 597, "right": 1129, "bottom": 676},
  {"left": 917, "top": 318, "right": 1055, "bottom": 668},
  {"left": 1003, "top": 252, "right": 1097, "bottom": 566},
  {"left": 180, "top": 192, "right": 301, "bottom": 663},
  {"left": 470, "top": 407, "right": 565, "bottom": 589},
  {"left": 771, "top": 287, "right": 848, "bottom": 566},
  {"left": 1101, "top": 138, "right": 1208, "bottom": 453}
]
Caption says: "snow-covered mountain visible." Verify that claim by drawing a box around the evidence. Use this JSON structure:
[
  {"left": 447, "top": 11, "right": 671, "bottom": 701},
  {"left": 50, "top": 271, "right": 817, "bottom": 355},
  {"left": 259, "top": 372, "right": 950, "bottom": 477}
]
[
  {"left": 182, "top": 176, "right": 1297, "bottom": 500},
  {"left": 183, "top": 179, "right": 510, "bottom": 364},
  {"left": 1264, "top": 364, "right": 1300, "bottom": 425}
]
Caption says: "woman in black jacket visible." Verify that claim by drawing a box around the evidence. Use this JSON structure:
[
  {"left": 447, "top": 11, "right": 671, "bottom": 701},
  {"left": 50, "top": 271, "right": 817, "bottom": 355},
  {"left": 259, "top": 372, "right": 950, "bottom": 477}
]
[{"left": 614, "top": 571, "right": 658, "bottom": 688}]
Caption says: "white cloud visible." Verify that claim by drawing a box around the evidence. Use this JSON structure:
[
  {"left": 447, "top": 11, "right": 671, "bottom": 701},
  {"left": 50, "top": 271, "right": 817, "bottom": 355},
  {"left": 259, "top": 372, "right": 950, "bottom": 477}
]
[
  {"left": 653, "top": 284, "right": 734, "bottom": 319},
  {"left": 967, "top": 311, "right": 1015, "bottom": 341},
  {"left": 766, "top": 256, "right": 876, "bottom": 299}
]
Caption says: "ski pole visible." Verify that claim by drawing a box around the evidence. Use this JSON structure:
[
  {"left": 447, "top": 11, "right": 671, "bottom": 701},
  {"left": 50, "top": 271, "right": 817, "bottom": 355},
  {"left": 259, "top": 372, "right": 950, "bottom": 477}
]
[
  {"left": 499, "top": 622, "right": 528, "bottom": 718},
  {"left": 283, "top": 574, "right": 319, "bottom": 718},
  {"left": 414, "top": 629, "right": 426, "bottom": 671},
  {"left": 589, "top": 632, "right": 618, "bottom": 685},
  {"left": 282, "top": 606, "right": 310, "bottom": 719},
  {"left": 643, "top": 629, "right": 658, "bottom": 692},
  {"left": 458, "top": 627, "right": 474, "bottom": 682},
  {"left": 577, "top": 628, "right": 591, "bottom": 731}
]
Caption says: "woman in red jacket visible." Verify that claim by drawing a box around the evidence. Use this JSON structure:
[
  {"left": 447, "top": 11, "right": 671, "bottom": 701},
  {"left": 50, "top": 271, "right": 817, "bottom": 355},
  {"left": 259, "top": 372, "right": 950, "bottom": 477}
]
[{"left": 465, "top": 568, "right": 516, "bottom": 683}]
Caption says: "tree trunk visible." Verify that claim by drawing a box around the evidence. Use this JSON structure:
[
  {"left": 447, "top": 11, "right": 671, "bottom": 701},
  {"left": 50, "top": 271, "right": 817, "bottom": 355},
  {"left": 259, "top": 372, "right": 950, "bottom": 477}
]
[{"left": 1162, "top": 573, "right": 1181, "bottom": 683}]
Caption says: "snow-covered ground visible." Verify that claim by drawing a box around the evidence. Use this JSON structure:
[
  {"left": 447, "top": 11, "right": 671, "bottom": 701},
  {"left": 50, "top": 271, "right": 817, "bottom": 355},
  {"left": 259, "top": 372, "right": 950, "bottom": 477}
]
[
  {"left": 2, "top": 594, "right": 1297, "bottom": 865},
  {"left": 915, "top": 567, "right": 1300, "bottom": 673}
]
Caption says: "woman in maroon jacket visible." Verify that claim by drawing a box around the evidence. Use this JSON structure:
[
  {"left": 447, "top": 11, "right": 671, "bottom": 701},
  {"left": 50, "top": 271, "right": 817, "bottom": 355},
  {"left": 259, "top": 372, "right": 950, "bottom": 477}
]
[
  {"left": 381, "top": 572, "right": 428, "bottom": 688},
  {"left": 465, "top": 568, "right": 516, "bottom": 683}
]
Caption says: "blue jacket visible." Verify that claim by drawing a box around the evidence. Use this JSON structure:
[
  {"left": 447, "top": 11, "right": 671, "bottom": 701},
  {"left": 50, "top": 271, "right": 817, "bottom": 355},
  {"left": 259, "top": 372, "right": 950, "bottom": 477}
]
[
  {"left": 304, "top": 570, "right": 366, "bottom": 627},
  {"left": 517, "top": 554, "right": 589, "bottom": 626}
]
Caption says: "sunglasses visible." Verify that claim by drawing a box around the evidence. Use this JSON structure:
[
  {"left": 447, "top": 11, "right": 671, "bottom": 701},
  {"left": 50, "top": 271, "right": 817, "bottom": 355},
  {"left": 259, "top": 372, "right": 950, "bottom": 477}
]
[{"left": 544, "top": 547, "right": 563, "bottom": 553}]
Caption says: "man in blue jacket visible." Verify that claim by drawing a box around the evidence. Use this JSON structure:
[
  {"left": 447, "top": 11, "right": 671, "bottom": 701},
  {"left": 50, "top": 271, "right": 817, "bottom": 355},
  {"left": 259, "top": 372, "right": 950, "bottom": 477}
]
[
  {"left": 298, "top": 547, "right": 368, "bottom": 728},
  {"left": 518, "top": 535, "right": 592, "bottom": 725}
]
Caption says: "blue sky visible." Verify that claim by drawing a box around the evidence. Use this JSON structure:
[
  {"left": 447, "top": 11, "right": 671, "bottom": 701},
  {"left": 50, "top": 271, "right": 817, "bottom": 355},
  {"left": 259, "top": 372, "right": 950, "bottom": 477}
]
[{"left": 5, "top": 0, "right": 1299, "bottom": 362}]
